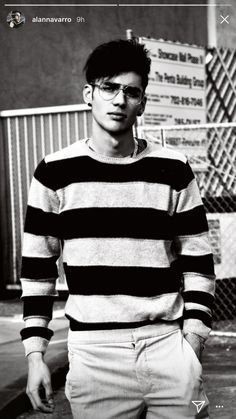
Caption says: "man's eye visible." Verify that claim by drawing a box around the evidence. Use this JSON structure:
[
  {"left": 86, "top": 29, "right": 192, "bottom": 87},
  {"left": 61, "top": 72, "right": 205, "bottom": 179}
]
[
  {"left": 102, "top": 84, "right": 117, "bottom": 92},
  {"left": 126, "top": 87, "right": 141, "bottom": 98}
]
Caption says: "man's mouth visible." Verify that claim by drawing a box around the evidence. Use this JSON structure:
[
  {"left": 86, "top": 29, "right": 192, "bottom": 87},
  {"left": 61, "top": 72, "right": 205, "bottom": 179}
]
[{"left": 107, "top": 112, "right": 127, "bottom": 120}]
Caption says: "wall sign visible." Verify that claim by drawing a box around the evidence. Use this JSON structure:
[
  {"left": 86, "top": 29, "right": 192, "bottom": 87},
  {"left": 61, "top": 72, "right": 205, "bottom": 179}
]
[{"left": 139, "top": 37, "right": 206, "bottom": 126}]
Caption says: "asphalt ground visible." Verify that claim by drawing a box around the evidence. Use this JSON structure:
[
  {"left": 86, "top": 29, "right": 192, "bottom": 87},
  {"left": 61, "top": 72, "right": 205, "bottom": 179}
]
[{"left": 0, "top": 298, "right": 236, "bottom": 419}]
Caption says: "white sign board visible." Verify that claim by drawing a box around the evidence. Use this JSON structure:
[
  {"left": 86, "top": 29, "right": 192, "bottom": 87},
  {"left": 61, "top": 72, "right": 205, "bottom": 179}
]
[
  {"left": 166, "top": 132, "right": 208, "bottom": 171},
  {"left": 138, "top": 126, "right": 208, "bottom": 172},
  {"left": 139, "top": 37, "right": 206, "bottom": 126},
  {"left": 207, "top": 213, "right": 236, "bottom": 280}
]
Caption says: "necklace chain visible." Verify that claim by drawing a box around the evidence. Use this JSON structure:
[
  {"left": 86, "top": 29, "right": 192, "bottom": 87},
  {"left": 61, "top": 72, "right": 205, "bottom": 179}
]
[
  {"left": 87, "top": 138, "right": 138, "bottom": 158},
  {"left": 131, "top": 138, "right": 138, "bottom": 158}
]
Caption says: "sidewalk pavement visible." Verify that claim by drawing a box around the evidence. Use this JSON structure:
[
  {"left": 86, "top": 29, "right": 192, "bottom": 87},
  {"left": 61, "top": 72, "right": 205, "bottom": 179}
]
[{"left": 0, "top": 306, "right": 236, "bottom": 419}]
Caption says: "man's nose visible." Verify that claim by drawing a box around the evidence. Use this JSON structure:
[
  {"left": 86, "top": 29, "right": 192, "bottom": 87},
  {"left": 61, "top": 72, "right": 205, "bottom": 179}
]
[{"left": 112, "top": 89, "right": 126, "bottom": 105}]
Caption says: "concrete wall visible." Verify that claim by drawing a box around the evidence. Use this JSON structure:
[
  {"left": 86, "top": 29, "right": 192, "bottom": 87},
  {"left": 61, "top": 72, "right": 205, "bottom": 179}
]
[{"left": 0, "top": 0, "right": 208, "bottom": 111}]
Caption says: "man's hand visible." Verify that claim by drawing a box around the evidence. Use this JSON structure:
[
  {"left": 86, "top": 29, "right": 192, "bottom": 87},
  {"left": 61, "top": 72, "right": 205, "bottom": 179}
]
[
  {"left": 184, "top": 332, "right": 205, "bottom": 363},
  {"left": 27, "top": 352, "right": 54, "bottom": 412}
]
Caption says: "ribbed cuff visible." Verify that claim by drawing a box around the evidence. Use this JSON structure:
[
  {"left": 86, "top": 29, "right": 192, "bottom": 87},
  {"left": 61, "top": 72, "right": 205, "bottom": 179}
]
[
  {"left": 20, "top": 327, "right": 54, "bottom": 357},
  {"left": 183, "top": 318, "right": 211, "bottom": 341},
  {"left": 20, "top": 326, "right": 54, "bottom": 341},
  {"left": 22, "top": 336, "right": 50, "bottom": 357},
  {"left": 183, "top": 309, "right": 212, "bottom": 328}
]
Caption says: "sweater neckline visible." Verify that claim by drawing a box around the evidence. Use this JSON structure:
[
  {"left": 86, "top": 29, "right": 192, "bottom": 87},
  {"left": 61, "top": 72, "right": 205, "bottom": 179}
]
[{"left": 83, "top": 138, "right": 150, "bottom": 165}]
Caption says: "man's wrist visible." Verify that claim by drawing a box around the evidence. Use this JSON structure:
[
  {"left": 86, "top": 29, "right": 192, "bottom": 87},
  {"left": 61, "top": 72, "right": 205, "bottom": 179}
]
[
  {"left": 184, "top": 332, "right": 205, "bottom": 350},
  {"left": 27, "top": 351, "right": 44, "bottom": 362}
]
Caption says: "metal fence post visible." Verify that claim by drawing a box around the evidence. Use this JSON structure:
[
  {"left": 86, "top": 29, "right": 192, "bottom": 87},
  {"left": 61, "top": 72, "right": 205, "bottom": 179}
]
[{"left": 0, "top": 117, "right": 12, "bottom": 296}]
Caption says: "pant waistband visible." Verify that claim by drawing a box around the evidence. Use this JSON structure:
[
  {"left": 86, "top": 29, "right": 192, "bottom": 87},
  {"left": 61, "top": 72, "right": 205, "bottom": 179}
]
[{"left": 68, "top": 320, "right": 181, "bottom": 344}]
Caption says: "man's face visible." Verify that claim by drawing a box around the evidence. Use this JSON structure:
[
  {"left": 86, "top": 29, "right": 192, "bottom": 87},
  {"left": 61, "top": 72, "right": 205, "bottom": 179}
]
[
  {"left": 83, "top": 72, "right": 146, "bottom": 136},
  {"left": 14, "top": 13, "right": 21, "bottom": 22}
]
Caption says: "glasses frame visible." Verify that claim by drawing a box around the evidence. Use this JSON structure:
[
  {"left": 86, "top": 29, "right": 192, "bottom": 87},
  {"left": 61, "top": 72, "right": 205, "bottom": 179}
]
[{"left": 90, "top": 82, "right": 144, "bottom": 105}]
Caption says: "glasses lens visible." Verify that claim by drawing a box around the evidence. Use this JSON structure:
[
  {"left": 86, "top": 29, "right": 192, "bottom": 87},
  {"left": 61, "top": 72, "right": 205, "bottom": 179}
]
[
  {"left": 99, "top": 82, "right": 119, "bottom": 100},
  {"left": 124, "top": 86, "right": 143, "bottom": 102},
  {"left": 98, "top": 82, "right": 143, "bottom": 104}
]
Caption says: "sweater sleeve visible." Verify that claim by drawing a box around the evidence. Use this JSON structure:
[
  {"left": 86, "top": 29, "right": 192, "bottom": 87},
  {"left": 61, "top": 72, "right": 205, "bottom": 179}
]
[
  {"left": 20, "top": 159, "right": 61, "bottom": 356},
  {"left": 172, "top": 161, "right": 215, "bottom": 340}
]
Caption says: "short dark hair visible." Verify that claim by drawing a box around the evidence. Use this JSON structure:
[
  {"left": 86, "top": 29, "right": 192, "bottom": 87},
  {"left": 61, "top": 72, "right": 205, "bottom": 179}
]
[
  {"left": 12, "top": 10, "right": 21, "bottom": 16},
  {"left": 84, "top": 39, "right": 151, "bottom": 90}
]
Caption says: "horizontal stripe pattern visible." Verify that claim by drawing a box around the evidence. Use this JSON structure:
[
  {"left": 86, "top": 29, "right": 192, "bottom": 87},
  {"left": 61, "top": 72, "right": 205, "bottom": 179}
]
[
  {"left": 65, "top": 293, "right": 184, "bottom": 324},
  {"left": 20, "top": 139, "right": 215, "bottom": 343},
  {"left": 68, "top": 317, "right": 179, "bottom": 331},
  {"left": 184, "top": 302, "right": 212, "bottom": 315},
  {"left": 63, "top": 238, "right": 174, "bottom": 267},
  {"left": 64, "top": 264, "right": 182, "bottom": 296},
  {"left": 174, "top": 205, "right": 209, "bottom": 235},
  {"left": 176, "top": 254, "right": 215, "bottom": 276},
  {"left": 24, "top": 206, "right": 59, "bottom": 237},
  {"left": 22, "top": 296, "right": 54, "bottom": 319},
  {"left": 26, "top": 206, "right": 175, "bottom": 240},
  {"left": 21, "top": 256, "right": 59, "bottom": 279},
  {"left": 184, "top": 274, "right": 215, "bottom": 294},
  {"left": 20, "top": 326, "right": 54, "bottom": 341},
  {"left": 174, "top": 232, "right": 212, "bottom": 257},
  {"left": 60, "top": 207, "right": 173, "bottom": 240},
  {"left": 27, "top": 177, "right": 59, "bottom": 213},
  {"left": 24, "top": 317, "right": 49, "bottom": 328},
  {"left": 22, "top": 233, "right": 60, "bottom": 258},
  {"left": 183, "top": 309, "right": 212, "bottom": 328},
  {"left": 25, "top": 205, "right": 210, "bottom": 241},
  {"left": 26, "top": 179, "right": 205, "bottom": 235},
  {"left": 175, "top": 178, "right": 203, "bottom": 211},
  {"left": 20, "top": 278, "right": 58, "bottom": 297},
  {"left": 57, "top": 181, "right": 173, "bottom": 212},
  {"left": 35, "top": 149, "right": 194, "bottom": 193},
  {"left": 183, "top": 290, "right": 214, "bottom": 309}
]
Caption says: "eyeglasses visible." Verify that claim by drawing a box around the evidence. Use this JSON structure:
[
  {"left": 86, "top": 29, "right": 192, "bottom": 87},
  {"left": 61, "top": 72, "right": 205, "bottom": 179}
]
[{"left": 91, "top": 81, "right": 144, "bottom": 105}]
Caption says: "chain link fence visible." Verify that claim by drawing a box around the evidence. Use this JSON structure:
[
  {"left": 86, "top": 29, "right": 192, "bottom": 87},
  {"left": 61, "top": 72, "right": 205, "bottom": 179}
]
[{"left": 139, "top": 123, "right": 236, "bottom": 330}]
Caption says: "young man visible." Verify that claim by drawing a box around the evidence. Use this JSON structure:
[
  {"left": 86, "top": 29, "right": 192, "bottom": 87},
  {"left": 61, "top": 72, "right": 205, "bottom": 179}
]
[
  {"left": 20, "top": 39, "right": 215, "bottom": 419},
  {"left": 8, "top": 10, "right": 25, "bottom": 28}
]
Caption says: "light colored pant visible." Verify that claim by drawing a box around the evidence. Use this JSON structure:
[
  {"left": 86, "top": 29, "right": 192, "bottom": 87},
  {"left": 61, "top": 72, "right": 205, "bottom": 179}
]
[{"left": 65, "top": 323, "right": 209, "bottom": 419}]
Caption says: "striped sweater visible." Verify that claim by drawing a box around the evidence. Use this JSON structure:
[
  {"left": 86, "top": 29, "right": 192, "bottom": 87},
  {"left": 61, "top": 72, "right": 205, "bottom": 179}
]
[{"left": 20, "top": 138, "right": 215, "bottom": 356}]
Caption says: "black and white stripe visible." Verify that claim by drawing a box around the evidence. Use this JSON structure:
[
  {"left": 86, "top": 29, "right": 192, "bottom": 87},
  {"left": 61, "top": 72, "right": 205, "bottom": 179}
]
[{"left": 20, "top": 139, "right": 215, "bottom": 354}]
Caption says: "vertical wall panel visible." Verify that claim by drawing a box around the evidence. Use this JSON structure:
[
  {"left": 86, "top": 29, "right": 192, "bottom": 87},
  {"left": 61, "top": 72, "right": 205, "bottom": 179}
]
[
  {"left": 0, "top": 105, "right": 91, "bottom": 287},
  {"left": 0, "top": 119, "right": 12, "bottom": 294}
]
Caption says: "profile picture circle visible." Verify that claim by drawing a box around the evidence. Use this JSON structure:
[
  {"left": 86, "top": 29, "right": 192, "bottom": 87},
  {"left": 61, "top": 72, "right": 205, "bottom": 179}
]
[{"left": 7, "top": 10, "right": 25, "bottom": 29}]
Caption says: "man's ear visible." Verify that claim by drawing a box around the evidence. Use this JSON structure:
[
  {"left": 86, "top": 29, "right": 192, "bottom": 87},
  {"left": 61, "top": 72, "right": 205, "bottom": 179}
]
[
  {"left": 137, "top": 95, "right": 147, "bottom": 117},
  {"left": 83, "top": 84, "right": 93, "bottom": 107}
]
